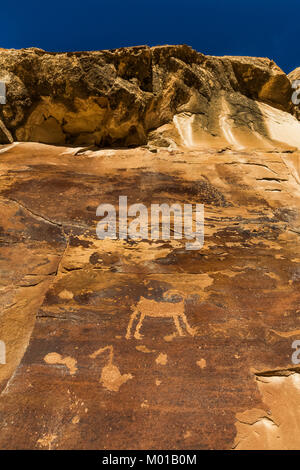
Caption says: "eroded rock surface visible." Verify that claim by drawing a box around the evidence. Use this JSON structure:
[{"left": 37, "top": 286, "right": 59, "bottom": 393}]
[
  {"left": 288, "top": 67, "right": 300, "bottom": 83},
  {"left": 0, "top": 46, "right": 300, "bottom": 450},
  {"left": 0, "top": 45, "right": 299, "bottom": 148}
]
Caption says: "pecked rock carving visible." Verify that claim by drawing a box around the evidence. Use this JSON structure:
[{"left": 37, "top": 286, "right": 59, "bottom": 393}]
[
  {"left": 126, "top": 290, "right": 197, "bottom": 340},
  {"left": 90, "top": 345, "right": 133, "bottom": 392},
  {"left": 0, "top": 45, "right": 299, "bottom": 450}
]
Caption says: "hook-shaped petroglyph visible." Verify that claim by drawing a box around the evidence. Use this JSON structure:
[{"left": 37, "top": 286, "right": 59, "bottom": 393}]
[
  {"left": 90, "top": 345, "right": 114, "bottom": 364},
  {"left": 89, "top": 345, "right": 133, "bottom": 392}
]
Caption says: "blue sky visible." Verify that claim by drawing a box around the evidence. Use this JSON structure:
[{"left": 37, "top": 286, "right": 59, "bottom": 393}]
[{"left": 1, "top": 0, "right": 298, "bottom": 73}]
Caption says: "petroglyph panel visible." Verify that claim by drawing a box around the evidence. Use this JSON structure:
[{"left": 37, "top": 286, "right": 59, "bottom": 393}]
[{"left": 0, "top": 117, "right": 299, "bottom": 449}]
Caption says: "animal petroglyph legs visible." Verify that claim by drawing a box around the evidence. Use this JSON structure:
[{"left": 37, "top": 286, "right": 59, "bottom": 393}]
[
  {"left": 126, "top": 307, "right": 197, "bottom": 340},
  {"left": 173, "top": 315, "right": 184, "bottom": 336},
  {"left": 134, "top": 312, "right": 146, "bottom": 340},
  {"left": 179, "top": 312, "right": 197, "bottom": 336},
  {"left": 125, "top": 309, "right": 140, "bottom": 340}
]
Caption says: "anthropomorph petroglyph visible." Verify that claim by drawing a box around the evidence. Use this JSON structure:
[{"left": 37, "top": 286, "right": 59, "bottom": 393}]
[
  {"left": 126, "top": 290, "right": 197, "bottom": 340},
  {"left": 90, "top": 345, "right": 133, "bottom": 392}
]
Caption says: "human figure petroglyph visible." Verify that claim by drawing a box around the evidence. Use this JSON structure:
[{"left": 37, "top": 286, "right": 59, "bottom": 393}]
[
  {"left": 126, "top": 290, "right": 197, "bottom": 340},
  {"left": 90, "top": 345, "right": 133, "bottom": 392}
]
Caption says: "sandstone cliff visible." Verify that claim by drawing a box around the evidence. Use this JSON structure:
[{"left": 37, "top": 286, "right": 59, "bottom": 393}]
[
  {"left": 288, "top": 67, "right": 300, "bottom": 82},
  {"left": 0, "top": 45, "right": 300, "bottom": 149},
  {"left": 0, "top": 46, "right": 300, "bottom": 450}
]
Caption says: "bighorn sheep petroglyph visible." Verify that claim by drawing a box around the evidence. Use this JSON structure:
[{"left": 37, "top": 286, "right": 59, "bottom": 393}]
[{"left": 126, "top": 290, "right": 197, "bottom": 340}]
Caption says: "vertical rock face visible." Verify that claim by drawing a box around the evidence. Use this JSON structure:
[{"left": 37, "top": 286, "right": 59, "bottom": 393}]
[
  {"left": 0, "top": 45, "right": 299, "bottom": 148},
  {"left": 0, "top": 46, "right": 300, "bottom": 450},
  {"left": 288, "top": 67, "right": 300, "bottom": 82}
]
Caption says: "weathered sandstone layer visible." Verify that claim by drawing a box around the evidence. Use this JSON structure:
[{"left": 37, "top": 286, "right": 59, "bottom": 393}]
[
  {"left": 0, "top": 45, "right": 300, "bottom": 149},
  {"left": 0, "top": 45, "right": 300, "bottom": 450}
]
